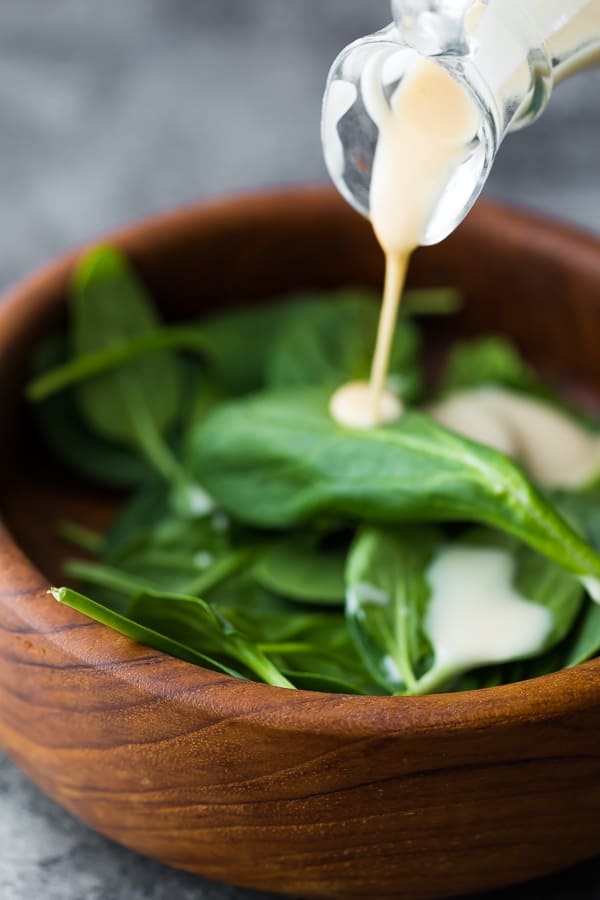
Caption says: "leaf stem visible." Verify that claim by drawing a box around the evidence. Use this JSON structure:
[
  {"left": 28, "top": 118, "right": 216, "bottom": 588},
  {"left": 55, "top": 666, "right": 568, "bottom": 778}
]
[
  {"left": 129, "top": 398, "right": 186, "bottom": 485},
  {"left": 27, "top": 326, "right": 208, "bottom": 402},
  {"left": 57, "top": 520, "right": 105, "bottom": 555}
]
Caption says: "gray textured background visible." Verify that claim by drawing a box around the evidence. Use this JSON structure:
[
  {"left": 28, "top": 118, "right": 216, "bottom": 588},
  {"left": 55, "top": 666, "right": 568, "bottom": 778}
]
[{"left": 0, "top": 2, "right": 599, "bottom": 899}]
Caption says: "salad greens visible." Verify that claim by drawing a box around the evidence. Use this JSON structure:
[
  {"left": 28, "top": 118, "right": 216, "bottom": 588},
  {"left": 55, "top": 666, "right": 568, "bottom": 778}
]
[
  {"left": 28, "top": 246, "right": 600, "bottom": 695},
  {"left": 188, "top": 390, "right": 600, "bottom": 581}
]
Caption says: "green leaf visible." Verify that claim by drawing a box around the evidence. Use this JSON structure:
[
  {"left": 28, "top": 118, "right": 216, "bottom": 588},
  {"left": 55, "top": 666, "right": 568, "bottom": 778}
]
[
  {"left": 51, "top": 586, "right": 246, "bottom": 679},
  {"left": 206, "top": 571, "right": 380, "bottom": 692},
  {"left": 280, "top": 670, "right": 366, "bottom": 694},
  {"left": 509, "top": 532, "right": 584, "bottom": 647},
  {"left": 402, "top": 287, "right": 462, "bottom": 317},
  {"left": 345, "top": 526, "right": 438, "bottom": 692},
  {"left": 564, "top": 603, "right": 600, "bottom": 666},
  {"left": 103, "top": 479, "right": 175, "bottom": 558},
  {"left": 57, "top": 519, "right": 105, "bottom": 555},
  {"left": 553, "top": 485, "right": 600, "bottom": 551},
  {"left": 253, "top": 530, "right": 347, "bottom": 605},
  {"left": 440, "top": 336, "right": 546, "bottom": 396},
  {"left": 30, "top": 336, "right": 155, "bottom": 487},
  {"left": 189, "top": 388, "right": 600, "bottom": 583},
  {"left": 65, "top": 547, "right": 251, "bottom": 602},
  {"left": 266, "top": 289, "right": 422, "bottom": 401},
  {"left": 550, "top": 486, "right": 600, "bottom": 667},
  {"left": 71, "top": 247, "right": 185, "bottom": 482},
  {"left": 127, "top": 589, "right": 293, "bottom": 688},
  {"left": 26, "top": 325, "right": 205, "bottom": 404},
  {"left": 198, "top": 301, "right": 298, "bottom": 395},
  {"left": 26, "top": 287, "right": 446, "bottom": 404}
]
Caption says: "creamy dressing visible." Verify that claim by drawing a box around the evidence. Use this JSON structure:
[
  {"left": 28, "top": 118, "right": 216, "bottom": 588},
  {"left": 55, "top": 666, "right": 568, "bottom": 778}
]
[
  {"left": 423, "top": 544, "right": 553, "bottom": 687},
  {"left": 330, "top": 57, "right": 479, "bottom": 429},
  {"left": 329, "top": 380, "right": 403, "bottom": 430},
  {"left": 429, "top": 387, "right": 600, "bottom": 488}
]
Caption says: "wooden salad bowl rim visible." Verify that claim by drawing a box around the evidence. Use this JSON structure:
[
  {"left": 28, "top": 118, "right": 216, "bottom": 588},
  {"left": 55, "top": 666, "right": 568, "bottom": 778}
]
[{"left": 1, "top": 185, "right": 599, "bottom": 740}]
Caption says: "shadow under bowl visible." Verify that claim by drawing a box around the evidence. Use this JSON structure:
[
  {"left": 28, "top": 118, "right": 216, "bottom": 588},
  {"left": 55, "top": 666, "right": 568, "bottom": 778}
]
[{"left": 0, "top": 187, "right": 599, "bottom": 900}]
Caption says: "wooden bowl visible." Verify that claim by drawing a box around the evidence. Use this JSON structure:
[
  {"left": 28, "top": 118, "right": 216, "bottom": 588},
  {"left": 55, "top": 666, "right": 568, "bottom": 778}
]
[{"left": 0, "top": 187, "right": 599, "bottom": 900}]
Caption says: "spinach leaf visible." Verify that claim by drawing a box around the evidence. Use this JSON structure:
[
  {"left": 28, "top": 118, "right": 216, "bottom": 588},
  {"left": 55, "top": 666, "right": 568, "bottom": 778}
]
[
  {"left": 103, "top": 479, "right": 174, "bottom": 558},
  {"left": 203, "top": 571, "right": 381, "bottom": 692},
  {"left": 565, "top": 603, "right": 600, "bottom": 666},
  {"left": 438, "top": 336, "right": 598, "bottom": 427},
  {"left": 65, "top": 548, "right": 251, "bottom": 601},
  {"left": 553, "top": 485, "right": 600, "bottom": 551},
  {"left": 266, "top": 290, "right": 421, "bottom": 401},
  {"left": 253, "top": 530, "right": 347, "bottom": 605},
  {"left": 509, "top": 532, "right": 584, "bottom": 646},
  {"left": 71, "top": 247, "right": 185, "bottom": 483},
  {"left": 280, "top": 670, "right": 367, "bottom": 694},
  {"left": 198, "top": 301, "right": 298, "bottom": 395},
  {"left": 345, "top": 526, "right": 438, "bottom": 693},
  {"left": 30, "top": 336, "right": 155, "bottom": 487},
  {"left": 26, "top": 325, "right": 205, "bottom": 404},
  {"left": 27, "top": 286, "right": 450, "bottom": 404},
  {"left": 57, "top": 520, "right": 105, "bottom": 555},
  {"left": 189, "top": 388, "right": 600, "bottom": 584},
  {"left": 440, "top": 336, "right": 546, "bottom": 396},
  {"left": 126, "top": 589, "right": 294, "bottom": 688},
  {"left": 449, "top": 666, "right": 507, "bottom": 692},
  {"left": 52, "top": 587, "right": 246, "bottom": 679},
  {"left": 277, "top": 651, "right": 382, "bottom": 694},
  {"left": 402, "top": 287, "right": 462, "bottom": 317},
  {"left": 549, "top": 486, "right": 600, "bottom": 666}
]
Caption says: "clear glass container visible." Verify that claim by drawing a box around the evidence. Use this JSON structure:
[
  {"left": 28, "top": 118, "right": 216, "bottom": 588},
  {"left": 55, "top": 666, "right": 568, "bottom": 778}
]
[{"left": 322, "top": 0, "right": 600, "bottom": 245}]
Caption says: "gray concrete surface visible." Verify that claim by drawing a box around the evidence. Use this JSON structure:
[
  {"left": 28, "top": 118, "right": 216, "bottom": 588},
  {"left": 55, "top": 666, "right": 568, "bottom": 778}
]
[{"left": 0, "top": 2, "right": 598, "bottom": 898}]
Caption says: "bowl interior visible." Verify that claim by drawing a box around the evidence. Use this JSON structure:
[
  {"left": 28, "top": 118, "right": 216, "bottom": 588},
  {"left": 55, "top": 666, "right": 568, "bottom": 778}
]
[{"left": 2, "top": 186, "right": 600, "bottom": 632}]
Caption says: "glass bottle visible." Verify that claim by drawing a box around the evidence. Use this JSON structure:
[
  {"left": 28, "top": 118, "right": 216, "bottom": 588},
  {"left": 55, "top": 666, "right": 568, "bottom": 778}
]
[{"left": 322, "top": 0, "right": 600, "bottom": 245}]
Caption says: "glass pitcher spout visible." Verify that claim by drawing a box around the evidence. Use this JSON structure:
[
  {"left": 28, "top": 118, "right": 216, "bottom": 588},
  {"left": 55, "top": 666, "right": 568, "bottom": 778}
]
[{"left": 322, "top": 0, "right": 600, "bottom": 245}]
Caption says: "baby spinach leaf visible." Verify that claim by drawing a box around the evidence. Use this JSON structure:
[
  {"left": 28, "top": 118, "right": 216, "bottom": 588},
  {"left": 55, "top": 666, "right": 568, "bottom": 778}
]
[
  {"left": 509, "top": 532, "right": 584, "bottom": 646},
  {"left": 280, "top": 670, "right": 366, "bottom": 694},
  {"left": 266, "top": 290, "right": 421, "bottom": 401},
  {"left": 103, "top": 479, "right": 174, "bottom": 558},
  {"left": 52, "top": 587, "right": 246, "bottom": 679},
  {"left": 259, "top": 628, "right": 380, "bottom": 694},
  {"left": 65, "top": 547, "right": 251, "bottom": 602},
  {"left": 345, "top": 526, "right": 438, "bottom": 693},
  {"left": 57, "top": 520, "right": 105, "bottom": 555},
  {"left": 440, "top": 336, "right": 546, "bottom": 397},
  {"left": 564, "top": 602, "right": 600, "bottom": 666},
  {"left": 71, "top": 247, "right": 185, "bottom": 483},
  {"left": 30, "top": 336, "right": 154, "bottom": 487},
  {"left": 276, "top": 651, "right": 381, "bottom": 694},
  {"left": 27, "top": 286, "right": 450, "bottom": 405},
  {"left": 553, "top": 485, "right": 600, "bottom": 551},
  {"left": 552, "top": 486, "right": 600, "bottom": 664},
  {"left": 127, "top": 589, "right": 293, "bottom": 688},
  {"left": 26, "top": 325, "right": 204, "bottom": 404},
  {"left": 401, "top": 286, "right": 462, "bottom": 317},
  {"left": 189, "top": 388, "right": 600, "bottom": 583},
  {"left": 198, "top": 301, "right": 298, "bottom": 395},
  {"left": 204, "top": 570, "right": 379, "bottom": 691},
  {"left": 253, "top": 530, "right": 347, "bottom": 605},
  {"left": 449, "top": 666, "right": 507, "bottom": 692}
]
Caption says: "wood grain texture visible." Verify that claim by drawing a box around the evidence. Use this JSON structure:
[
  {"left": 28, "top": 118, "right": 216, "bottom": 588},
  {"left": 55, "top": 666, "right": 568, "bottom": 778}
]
[{"left": 0, "top": 188, "right": 599, "bottom": 900}]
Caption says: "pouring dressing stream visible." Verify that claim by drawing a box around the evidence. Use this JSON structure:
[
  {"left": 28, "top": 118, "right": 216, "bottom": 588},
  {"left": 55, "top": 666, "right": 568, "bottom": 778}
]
[
  {"left": 325, "top": 0, "right": 600, "bottom": 430},
  {"left": 330, "top": 56, "right": 480, "bottom": 428}
]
